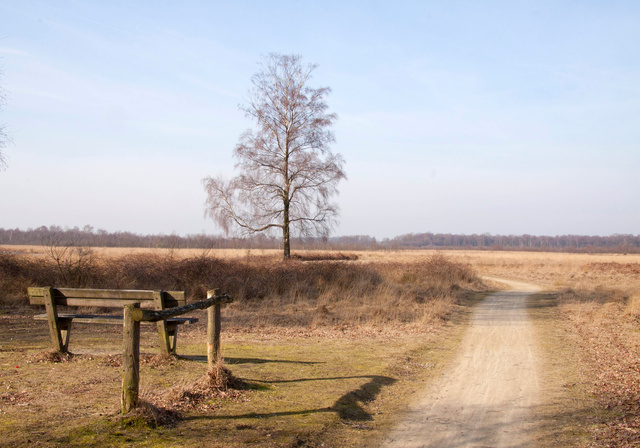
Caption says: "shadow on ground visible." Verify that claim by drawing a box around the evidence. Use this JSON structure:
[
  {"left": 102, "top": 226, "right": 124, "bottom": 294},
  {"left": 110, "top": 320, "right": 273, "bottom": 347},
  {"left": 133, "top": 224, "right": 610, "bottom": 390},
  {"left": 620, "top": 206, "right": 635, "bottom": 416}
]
[
  {"left": 178, "top": 355, "right": 324, "bottom": 365},
  {"left": 185, "top": 374, "right": 396, "bottom": 423}
]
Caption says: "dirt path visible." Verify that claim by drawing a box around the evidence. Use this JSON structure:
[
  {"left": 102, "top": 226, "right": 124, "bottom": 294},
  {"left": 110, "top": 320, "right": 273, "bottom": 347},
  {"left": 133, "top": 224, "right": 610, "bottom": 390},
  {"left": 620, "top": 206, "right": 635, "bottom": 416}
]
[{"left": 382, "top": 278, "right": 542, "bottom": 448}]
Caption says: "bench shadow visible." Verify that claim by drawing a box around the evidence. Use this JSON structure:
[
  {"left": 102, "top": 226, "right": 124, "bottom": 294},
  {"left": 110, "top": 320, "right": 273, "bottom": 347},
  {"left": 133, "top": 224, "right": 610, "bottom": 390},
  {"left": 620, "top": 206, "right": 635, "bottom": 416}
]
[
  {"left": 183, "top": 374, "right": 396, "bottom": 422},
  {"left": 177, "top": 355, "right": 324, "bottom": 365}
]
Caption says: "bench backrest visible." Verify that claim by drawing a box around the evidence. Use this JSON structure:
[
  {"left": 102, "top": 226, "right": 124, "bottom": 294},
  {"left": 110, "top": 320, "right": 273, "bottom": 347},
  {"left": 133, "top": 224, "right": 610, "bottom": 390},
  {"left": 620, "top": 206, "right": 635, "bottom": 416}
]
[{"left": 27, "top": 287, "right": 186, "bottom": 310}]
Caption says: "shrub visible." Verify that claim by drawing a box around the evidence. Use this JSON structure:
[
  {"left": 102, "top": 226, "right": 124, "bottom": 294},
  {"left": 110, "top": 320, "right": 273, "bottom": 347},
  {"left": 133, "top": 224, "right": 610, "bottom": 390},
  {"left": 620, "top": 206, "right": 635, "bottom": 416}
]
[{"left": 1, "top": 249, "right": 482, "bottom": 327}]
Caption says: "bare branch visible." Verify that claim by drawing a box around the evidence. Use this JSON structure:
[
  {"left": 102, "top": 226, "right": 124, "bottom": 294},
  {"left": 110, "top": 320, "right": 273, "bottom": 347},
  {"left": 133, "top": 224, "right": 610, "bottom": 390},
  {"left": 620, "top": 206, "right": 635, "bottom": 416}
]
[{"left": 203, "top": 54, "right": 346, "bottom": 259}]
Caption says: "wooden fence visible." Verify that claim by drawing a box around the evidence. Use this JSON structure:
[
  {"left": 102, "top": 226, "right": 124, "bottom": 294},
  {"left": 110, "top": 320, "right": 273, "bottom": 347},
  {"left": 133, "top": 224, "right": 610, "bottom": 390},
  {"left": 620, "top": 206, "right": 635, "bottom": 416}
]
[{"left": 122, "top": 289, "right": 233, "bottom": 413}]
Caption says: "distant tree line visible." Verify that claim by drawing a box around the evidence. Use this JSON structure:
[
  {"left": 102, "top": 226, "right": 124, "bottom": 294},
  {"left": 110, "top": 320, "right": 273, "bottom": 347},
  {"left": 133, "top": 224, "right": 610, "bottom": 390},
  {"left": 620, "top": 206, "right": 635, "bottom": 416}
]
[
  {"left": 0, "top": 226, "right": 277, "bottom": 250},
  {"left": 1, "top": 226, "right": 639, "bottom": 253},
  {"left": 381, "top": 232, "right": 640, "bottom": 253}
]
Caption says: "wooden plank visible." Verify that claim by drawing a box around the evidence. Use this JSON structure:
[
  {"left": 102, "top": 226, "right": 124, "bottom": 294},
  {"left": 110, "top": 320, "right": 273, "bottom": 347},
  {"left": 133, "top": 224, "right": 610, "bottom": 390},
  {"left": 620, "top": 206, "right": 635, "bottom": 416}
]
[
  {"left": 122, "top": 303, "right": 140, "bottom": 413},
  {"left": 33, "top": 314, "right": 197, "bottom": 325},
  {"left": 164, "top": 291, "right": 186, "bottom": 307},
  {"left": 32, "top": 297, "right": 159, "bottom": 308},
  {"left": 33, "top": 314, "right": 123, "bottom": 324},
  {"left": 29, "top": 287, "right": 157, "bottom": 300},
  {"left": 28, "top": 288, "right": 185, "bottom": 308}
]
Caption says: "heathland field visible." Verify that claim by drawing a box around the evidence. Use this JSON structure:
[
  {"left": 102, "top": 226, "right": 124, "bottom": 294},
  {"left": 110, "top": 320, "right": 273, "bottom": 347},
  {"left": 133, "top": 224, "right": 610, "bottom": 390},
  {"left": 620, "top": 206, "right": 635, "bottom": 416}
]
[{"left": 2, "top": 247, "right": 640, "bottom": 447}]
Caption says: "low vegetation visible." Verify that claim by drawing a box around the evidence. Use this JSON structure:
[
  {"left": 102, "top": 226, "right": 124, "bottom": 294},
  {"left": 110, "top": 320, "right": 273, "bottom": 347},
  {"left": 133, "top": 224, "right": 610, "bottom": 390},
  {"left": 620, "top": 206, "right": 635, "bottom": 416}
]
[
  {"left": 0, "top": 246, "right": 483, "bottom": 447},
  {"left": 7, "top": 247, "right": 640, "bottom": 447},
  {"left": 465, "top": 250, "right": 640, "bottom": 447},
  {"left": 0, "top": 247, "right": 481, "bottom": 329}
]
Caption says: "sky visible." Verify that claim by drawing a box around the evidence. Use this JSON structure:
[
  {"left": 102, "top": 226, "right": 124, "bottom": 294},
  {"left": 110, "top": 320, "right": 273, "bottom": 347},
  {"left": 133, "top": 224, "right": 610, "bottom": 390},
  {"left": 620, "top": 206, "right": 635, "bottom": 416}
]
[{"left": 0, "top": 0, "right": 638, "bottom": 239}]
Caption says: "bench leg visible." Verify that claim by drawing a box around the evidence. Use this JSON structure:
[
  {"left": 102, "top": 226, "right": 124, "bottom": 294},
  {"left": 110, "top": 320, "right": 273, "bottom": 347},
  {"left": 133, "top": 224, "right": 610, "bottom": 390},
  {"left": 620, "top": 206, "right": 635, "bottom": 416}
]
[
  {"left": 153, "top": 291, "right": 173, "bottom": 355},
  {"left": 43, "top": 287, "right": 66, "bottom": 353},
  {"left": 156, "top": 320, "right": 172, "bottom": 355},
  {"left": 167, "top": 323, "right": 178, "bottom": 354},
  {"left": 58, "top": 318, "right": 72, "bottom": 352}
]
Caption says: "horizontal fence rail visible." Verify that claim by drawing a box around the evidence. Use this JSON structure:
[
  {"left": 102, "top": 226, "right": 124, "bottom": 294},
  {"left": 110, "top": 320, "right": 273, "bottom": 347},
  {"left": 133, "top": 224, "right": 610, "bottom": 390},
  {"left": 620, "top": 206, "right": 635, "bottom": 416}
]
[{"left": 130, "top": 293, "right": 232, "bottom": 322}]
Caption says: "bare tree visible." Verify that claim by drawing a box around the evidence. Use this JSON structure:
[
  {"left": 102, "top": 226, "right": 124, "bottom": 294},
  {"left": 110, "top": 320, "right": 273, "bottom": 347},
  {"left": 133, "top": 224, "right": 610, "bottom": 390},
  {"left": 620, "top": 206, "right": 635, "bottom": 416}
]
[{"left": 203, "top": 54, "right": 346, "bottom": 259}]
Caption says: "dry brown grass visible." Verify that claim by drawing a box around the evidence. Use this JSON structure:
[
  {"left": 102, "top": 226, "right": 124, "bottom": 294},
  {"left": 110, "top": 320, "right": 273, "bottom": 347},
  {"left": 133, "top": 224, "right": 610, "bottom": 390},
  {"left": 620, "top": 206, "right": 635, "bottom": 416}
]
[
  {"left": 0, "top": 246, "right": 483, "bottom": 331},
  {"left": 441, "top": 249, "right": 640, "bottom": 447},
  {"left": 0, "top": 244, "right": 282, "bottom": 260},
  {"left": 447, "top": 249, "right": 640, "bottom": 289},
  {"left": 6, "top": 246, "right": 640, "bottom": 446},
  {"left": 0, "top": 246, "right": 486, "bottom": 446},
  {"left": 457, "top": 251, "right": 640, "bottom": 332}
]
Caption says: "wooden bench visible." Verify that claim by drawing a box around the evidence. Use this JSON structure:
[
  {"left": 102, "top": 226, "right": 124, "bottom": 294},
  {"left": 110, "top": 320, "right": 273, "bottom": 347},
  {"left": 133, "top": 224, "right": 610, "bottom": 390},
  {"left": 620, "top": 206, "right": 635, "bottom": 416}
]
[{"left": 28, "top": 287, "right": 198, "bottom": 354}]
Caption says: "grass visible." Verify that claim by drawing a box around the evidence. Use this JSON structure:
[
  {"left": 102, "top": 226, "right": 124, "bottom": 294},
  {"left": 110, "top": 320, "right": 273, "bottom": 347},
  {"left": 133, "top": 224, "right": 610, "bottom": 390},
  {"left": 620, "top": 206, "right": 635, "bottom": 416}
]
[
  {"left": 0, "top": 246, "right": 482, "bottom": 447},
  {"left": 0, "top": 247, "right": 483, "bottom": 330},
  {"left": 0, "top": 308, "right": 474, "bottom": 447},
  {"left": 6, "top": 246, "right": 640, "bottom": 446}
]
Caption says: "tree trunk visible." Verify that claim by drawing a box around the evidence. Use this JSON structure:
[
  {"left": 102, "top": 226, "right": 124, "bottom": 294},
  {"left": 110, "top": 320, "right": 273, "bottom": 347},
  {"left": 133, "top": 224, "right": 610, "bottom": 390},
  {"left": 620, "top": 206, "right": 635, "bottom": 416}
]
[{"left": 283, "top": 201, "right": 291, "bottom": 259}]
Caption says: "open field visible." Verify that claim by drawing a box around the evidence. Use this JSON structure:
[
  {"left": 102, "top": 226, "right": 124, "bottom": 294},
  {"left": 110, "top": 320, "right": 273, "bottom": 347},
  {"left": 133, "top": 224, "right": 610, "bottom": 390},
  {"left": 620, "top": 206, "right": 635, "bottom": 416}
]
[
  {"left": 0, "top": 246, "right": 484, "bottom": 447},
  {"left": 0, "top": 311, "right": 474, "bottom": 448},
  {"left": 449, "top": 249, "right": 640, "bottom": 291},
  {"left": 3, "top": 247, "right": 640, "bottom": 446}
]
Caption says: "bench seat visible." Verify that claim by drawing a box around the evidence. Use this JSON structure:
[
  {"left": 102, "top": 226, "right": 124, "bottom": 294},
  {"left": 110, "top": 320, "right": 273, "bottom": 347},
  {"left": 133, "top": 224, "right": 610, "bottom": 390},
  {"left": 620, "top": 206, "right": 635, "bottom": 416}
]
[{"left": 33, "top": 313, "right": 197, "bottom": 326}]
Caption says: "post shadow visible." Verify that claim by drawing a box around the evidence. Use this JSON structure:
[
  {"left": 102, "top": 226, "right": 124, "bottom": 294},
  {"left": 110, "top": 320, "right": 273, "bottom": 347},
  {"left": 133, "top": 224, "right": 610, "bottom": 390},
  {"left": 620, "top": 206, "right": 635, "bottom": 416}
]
[{"left": 183, "top": 374, "right": 396, "bottom": 423}]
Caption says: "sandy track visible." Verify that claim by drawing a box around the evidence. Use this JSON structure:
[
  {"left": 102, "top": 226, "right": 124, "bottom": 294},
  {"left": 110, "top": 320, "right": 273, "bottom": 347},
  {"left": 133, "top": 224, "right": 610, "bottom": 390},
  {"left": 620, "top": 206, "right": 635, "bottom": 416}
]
[{"left": 382, "top": 278, "right": 542, "bottom": 448}]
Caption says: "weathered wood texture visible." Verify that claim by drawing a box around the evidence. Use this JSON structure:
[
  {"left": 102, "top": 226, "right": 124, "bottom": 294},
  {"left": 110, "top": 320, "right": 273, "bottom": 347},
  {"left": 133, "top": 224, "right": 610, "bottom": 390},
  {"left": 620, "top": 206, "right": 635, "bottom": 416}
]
[
  {"left": 207, "top": 288, "right": 221, "bottom": 367},
  {"left": 131, "top": 292, "right": 232, "bottom": 322},
  {"left": 121, "top": 303, "right": 140, "bottom": 413},
  {"left": 30, "top": 286, "right": 233, "bottom": 414},
  {"left": 121, "top": 289, "right": 232, "bottom": 413},
  {"left": 28, "top": 287, "right": 186, "bottom": 308},
  {"left": 42, "top": 286, "right": 65, "bottom": 352},
  {"left": 33, "top": 313, "right": 197, "bottom": 325},
  {"left": 28, "top": 287, "right": 196, "bottom": 354}
]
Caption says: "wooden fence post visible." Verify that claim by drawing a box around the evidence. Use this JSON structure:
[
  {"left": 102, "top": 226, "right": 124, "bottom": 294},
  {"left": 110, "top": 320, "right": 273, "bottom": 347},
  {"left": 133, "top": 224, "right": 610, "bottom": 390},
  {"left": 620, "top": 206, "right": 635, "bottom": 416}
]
[
  {"left": 122, "top": 303, "right": 140, "bottom": 413},
  {"left": 207, "top": 288, "right": 221, "bottom": 367}
]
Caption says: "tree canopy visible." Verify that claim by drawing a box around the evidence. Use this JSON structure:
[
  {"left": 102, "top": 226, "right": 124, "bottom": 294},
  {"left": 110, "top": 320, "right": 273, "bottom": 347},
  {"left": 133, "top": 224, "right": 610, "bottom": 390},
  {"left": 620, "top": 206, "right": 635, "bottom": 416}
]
[{"left": 203, "top": 53, "right": 346, "bottom": 259}]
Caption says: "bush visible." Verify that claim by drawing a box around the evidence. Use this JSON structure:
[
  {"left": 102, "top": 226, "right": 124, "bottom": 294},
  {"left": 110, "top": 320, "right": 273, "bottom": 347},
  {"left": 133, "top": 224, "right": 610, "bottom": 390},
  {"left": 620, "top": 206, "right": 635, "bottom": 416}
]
[{"left": 1, "top": 249, "right": 482, "bottom": 327}]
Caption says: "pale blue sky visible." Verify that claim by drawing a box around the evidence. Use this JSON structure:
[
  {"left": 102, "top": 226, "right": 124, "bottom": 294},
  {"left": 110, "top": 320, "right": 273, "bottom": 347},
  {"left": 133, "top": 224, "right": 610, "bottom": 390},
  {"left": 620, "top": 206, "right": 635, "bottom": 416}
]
[{"left": 0, "top": 1, "right": 638, "bottom": 238}]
